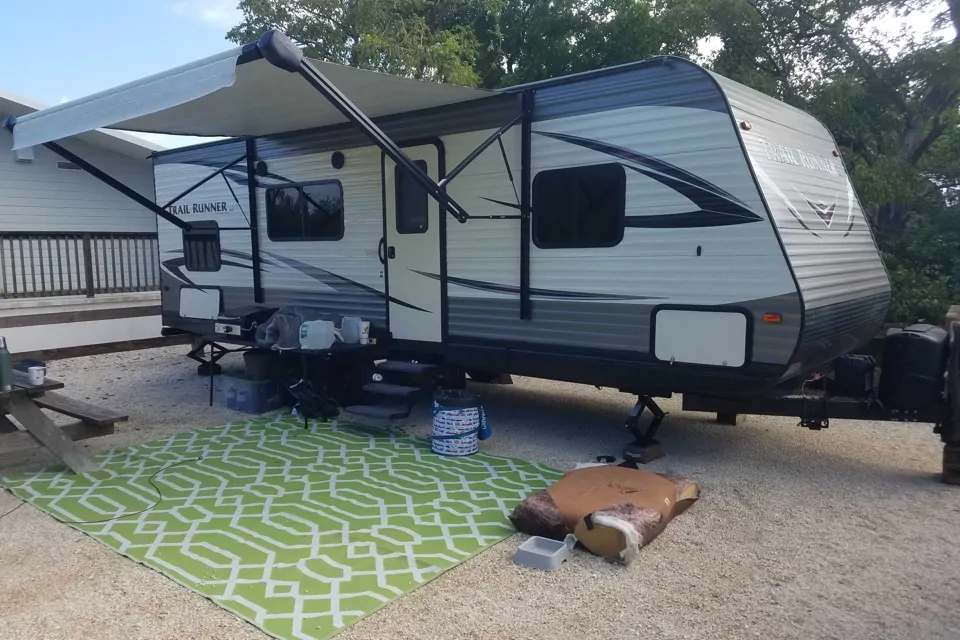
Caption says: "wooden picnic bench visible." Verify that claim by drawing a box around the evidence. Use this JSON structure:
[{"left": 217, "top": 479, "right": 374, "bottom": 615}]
[{"left": 0, "top": 370, "right": 127, "bottom": 475}]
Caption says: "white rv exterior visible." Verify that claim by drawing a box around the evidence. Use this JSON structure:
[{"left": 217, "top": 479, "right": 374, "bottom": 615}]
[
  {"left": 3, "top": 36, "right": 889, "bottom": 395},
  {"left": 149, "top": 57, "right": 889, "bottom": 396}
]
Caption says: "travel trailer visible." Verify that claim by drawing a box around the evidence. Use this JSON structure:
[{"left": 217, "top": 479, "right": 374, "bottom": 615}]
[{"left": 14, "top": 30, "right": 950, "bottom": 475}]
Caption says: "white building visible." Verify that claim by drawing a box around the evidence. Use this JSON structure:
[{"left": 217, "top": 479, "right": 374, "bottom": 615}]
[{"left": 0, "top": 90, "right": 166, "bottom": 357}]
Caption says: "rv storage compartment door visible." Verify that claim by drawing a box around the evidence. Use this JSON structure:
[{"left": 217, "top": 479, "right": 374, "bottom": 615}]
[
  {"left": 180, "top": 287, "right": 222, "bottom": 320},
  {"left": 654, "top": 309, "right": 748, "bottom": 367}
]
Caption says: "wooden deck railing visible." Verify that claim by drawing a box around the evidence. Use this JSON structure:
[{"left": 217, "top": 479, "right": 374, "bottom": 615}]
[{"left": 0, "top": 232, "right": 160, "bottom": 299}]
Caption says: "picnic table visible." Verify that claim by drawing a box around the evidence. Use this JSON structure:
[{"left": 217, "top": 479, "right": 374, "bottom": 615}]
[{"left": 0, "top": 369, "right": 127, "bottom": 475}]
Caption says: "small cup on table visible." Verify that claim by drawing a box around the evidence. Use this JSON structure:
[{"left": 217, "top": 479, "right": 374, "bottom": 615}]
[{"left": 27, "top": 366, "right": 46, "bottom": 386}]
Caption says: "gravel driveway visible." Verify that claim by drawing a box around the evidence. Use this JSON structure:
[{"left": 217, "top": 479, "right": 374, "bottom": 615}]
[{"left": 0, "top": 345, "right": 957, "bottom": 640}]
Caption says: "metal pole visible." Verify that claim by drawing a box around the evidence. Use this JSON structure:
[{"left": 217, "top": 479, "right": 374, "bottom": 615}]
[
  {"left": 293, "top": 58, "right": 472, "bottom": 223},
  {"left": 162, "top": 154, "right": 247, "bottom": 209},
  {"left": 439, "top": 112, "right": 523, "bottom": 188},
  {"left": 82, "top": 234, "right": 95, "bottom": 297},
  {"left": 42, "top": 141, "right": 192, "bottom": 232},
  {"left": 246, "top": 139, "right": 263, "bottom": 304},
  {"left": 519, "top": 90, "right": 533, "bottom": 320}
]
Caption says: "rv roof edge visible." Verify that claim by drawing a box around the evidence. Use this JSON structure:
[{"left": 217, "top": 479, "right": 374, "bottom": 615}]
[{"left": 257, "top": 30, "right": 304, "bottom": 73}]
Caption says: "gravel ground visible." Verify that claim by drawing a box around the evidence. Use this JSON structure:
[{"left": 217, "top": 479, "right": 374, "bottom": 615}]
[{"left": 1, "top": 345, "right": 958, "bottom": 640}]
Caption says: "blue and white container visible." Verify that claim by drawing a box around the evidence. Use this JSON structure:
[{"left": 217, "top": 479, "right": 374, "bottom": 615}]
[{"left": 431, "top": 389, "right": 489, "bottom": 456}]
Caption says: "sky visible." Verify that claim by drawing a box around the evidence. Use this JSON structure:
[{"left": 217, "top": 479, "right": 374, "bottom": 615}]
[
  {"left": 3, "top": 0, "right": 243, "bottom": 148},
  {"left": 1, "top": 1, "right": 951, "bottom": 149}
]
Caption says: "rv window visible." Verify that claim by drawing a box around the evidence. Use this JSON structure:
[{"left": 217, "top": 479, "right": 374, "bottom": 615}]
[
  {"left": 395, "top": 161, "right": 429, "bottom": 234},
  {"left": 532, "top": 163, "right": 626, "bottom": 249},
  {"left": 266, "top": 181, "right": 344, "bottom": 241},
  {"left": 182, "top": 221, "right": 222, "bottom": 272}
]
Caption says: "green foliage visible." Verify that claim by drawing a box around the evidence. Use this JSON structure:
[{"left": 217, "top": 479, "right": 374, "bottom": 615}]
[
  {"left": 228, "top": 0, "right": 493, "bottom": 84},
  {"left": 227, "top": 0, "right": 960, "bottom": 322},
  {"left": 882, "top": 205, "right": 960, "bottom": 322}
]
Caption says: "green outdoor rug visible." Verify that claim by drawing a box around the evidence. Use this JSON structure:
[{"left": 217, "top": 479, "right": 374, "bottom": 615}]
[{"left": 1, "top": 417, "right": 560, "bottom": 640}]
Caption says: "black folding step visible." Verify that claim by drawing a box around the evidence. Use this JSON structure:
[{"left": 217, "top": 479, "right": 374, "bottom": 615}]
[
  {"left": 376, "top": 361, "right": 440, "bottom": 376},
  {"left": 363, "top": 383, "right": 421, "bottom": 400},
  {"left": 343, "top": 404, "right": 410, "bottom": 420}
]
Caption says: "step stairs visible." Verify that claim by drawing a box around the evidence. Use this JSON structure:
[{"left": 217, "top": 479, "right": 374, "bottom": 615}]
[{"left": 343, "top": 360, "right": 441, "bottom": 421}]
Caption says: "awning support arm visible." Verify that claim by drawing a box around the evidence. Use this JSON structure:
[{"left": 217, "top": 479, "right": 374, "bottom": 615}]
[
  {"left": 297, "top": 60, "right": 471, "bottom": 223},
  {"left": 256, "top": 30, "right": 472, "bottom": 223},
  {"left": 163, "top": 153, "right": 247, "bottom": 209},
  {"left": 42, "top": 141, "right": 192, "bottom": 231},
  {"left": 439, "top": 111, "right": 523, "bottom": 189}
]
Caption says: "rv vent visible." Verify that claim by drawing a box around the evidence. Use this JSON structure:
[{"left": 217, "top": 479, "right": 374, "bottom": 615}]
[{"left": 56, "top": 161, "right": 82, "bottom": 171}]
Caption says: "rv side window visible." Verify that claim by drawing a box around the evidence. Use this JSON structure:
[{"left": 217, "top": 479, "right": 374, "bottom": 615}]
[
  {"left": 266, "top": 181, "right": 344, "bottom": 241},
  {"left": 532, "top": 163, "right": 626, "bottom": 249},
  {"left": 182, "top": 220, "right": 222, "bottom": 272},
  {"left": 395, "top": 161, "right": 429, "bottom": 234}
]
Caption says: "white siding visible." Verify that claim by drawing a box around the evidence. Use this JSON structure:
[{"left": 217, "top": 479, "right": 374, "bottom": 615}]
[{"left": 0, "top": 128, "right": 156, "bottom": 233}]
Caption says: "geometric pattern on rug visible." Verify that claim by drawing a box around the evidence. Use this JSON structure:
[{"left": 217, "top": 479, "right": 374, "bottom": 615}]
[{"left": 1, "top": 417, "right": 561, "bottom": 640}]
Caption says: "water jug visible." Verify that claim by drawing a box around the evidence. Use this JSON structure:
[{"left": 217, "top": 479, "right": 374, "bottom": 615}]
[{"left": 299, "top": 320, "right": 342, "bottom": 350}]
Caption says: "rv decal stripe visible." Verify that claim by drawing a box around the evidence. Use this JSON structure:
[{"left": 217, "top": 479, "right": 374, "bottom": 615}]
[
  {"left": 534, "top": 131, "right": 763, "bottom": 227},
  {"left": 262, "top": 252, "right": 431, "bottom": 313},
  {"left": 412, "top": 271, "right": 661, "bottom": 301},
  {"left": 160, "top": 259, "right": 199, "bottom": 288},
  {"left": 624, "top": 210, "right": 758, "bottom": 228},
  {"left": 170, "top": 248, "right": 280, "bottom": 268},
  {"left": 535, "top": 131, "right": 745, "bottom": 205},
  {"left": 479, "top": 196, "right": 524, "bottom": 211},
  {"left": 620, "top": 164, "right": 762, "bottom": 222}
]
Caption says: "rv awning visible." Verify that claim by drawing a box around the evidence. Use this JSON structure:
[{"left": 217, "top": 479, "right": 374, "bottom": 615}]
[{"left": 7, "top": 43, "right": 495, "bottom": 151}]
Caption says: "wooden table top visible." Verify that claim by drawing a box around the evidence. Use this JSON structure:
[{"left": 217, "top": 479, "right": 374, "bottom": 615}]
[{"left": 0, "top": 370, "right": 64, "bottom": 401}]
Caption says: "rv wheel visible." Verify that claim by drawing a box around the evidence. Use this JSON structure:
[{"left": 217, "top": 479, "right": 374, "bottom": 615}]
[{"left": 197, "top": 362, "right": 222, "bottom": 376}]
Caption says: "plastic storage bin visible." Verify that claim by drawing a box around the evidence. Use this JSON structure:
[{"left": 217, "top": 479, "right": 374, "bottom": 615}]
[{"left": 222, "top": 374, "right": 284, "bottom": 414}]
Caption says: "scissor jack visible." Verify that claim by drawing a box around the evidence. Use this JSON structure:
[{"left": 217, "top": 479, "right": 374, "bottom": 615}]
[{"left": 622, "top": 395, "right": 667, "bottom": 464}]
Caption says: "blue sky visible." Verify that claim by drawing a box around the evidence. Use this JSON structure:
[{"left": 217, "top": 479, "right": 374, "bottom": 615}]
[{"left": 5, "top": 1, "right": 242, "bottom": 147}]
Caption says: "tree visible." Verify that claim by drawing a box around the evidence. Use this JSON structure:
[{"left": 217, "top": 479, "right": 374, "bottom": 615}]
[
  {"left": 227, "top": 0, "right": 713, "bottom": 88},
  {"left": 494, "top": 0, "right": 710, "bottom": 86},
  {"left": 228, "top": 0, "right": 493, "bottom": 85}
]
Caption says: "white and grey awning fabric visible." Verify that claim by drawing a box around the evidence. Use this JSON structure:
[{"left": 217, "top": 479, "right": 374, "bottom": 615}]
[{"left": 9, "top": 45, "right": 494, "bottom": 150}]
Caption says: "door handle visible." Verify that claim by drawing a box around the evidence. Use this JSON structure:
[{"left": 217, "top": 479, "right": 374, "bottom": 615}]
[
  {"left": 378, "top": 237, "right": 385, "bottom": 264},
  {"left": 387, "top": 246, "right": 396, "bottom": 259}
]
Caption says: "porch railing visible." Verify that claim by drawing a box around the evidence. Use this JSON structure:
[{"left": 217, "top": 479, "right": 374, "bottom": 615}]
[{"left": 0, "top": 232, "right": 160, "bottom": 299}]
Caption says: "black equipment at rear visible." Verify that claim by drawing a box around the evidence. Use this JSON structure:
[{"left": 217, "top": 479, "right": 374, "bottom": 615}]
[
  {"left": 879, "top": 324, "right": 949, "bottom": 410},
  {"left": 833, "top": 355, "right": 876, "bottom": 397}
]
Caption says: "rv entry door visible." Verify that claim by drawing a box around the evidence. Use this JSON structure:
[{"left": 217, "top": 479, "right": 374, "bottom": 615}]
[{"left": 383, "top": 144, "right": 442, "bottom": 343}]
